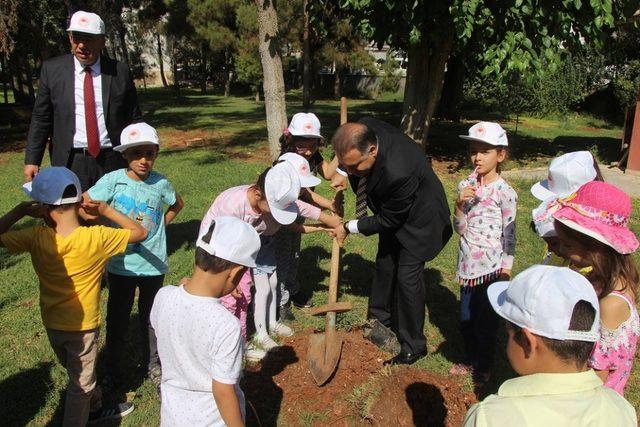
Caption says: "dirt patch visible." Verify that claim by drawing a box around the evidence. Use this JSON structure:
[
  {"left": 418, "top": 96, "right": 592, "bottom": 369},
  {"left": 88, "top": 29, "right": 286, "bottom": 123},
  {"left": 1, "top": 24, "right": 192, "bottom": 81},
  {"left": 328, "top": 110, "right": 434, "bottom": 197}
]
[
  {"left": 577, "top": 125, "right": 601, "bottom": 133},
  {"left": 368, "top": 366, "right": 477, "bottom": 427},
  {"left": 242, "top": 329, "right": 476, "bottom": 426},
  {"left": 158, "top": 128, "right": 270, "bottom": 162},
  {"left": 242, "top": 328, "right": 386, "bottom": 426}
]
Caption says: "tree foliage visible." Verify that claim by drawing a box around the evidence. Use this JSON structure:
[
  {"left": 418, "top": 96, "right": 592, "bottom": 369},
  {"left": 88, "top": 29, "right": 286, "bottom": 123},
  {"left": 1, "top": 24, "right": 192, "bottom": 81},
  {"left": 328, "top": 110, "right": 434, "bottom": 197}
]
[
  {"left": 234, "top": 2, "right": 262, "bottom": 97},
  {"left": 341, "top": 0, "right": 633, "bottom": 146}
]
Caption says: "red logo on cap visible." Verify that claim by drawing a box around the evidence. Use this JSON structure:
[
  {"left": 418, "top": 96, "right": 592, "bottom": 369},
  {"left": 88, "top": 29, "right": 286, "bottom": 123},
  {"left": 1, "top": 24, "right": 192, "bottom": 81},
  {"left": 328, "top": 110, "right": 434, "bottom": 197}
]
[
  {"left": 475, "top": 125, "right": 485, "bottom": 137},
  {"left": 128, "top": 129, "right": 140, "bottom": 141},
  {"left": 300, "top": 164, "right": 308, "bottom": 174},
  {"left": 304, "top": 122, "right": 314, "bottom": 131},
  {"left": 78, "top": 16, "right": 89, "bottom": 27}
]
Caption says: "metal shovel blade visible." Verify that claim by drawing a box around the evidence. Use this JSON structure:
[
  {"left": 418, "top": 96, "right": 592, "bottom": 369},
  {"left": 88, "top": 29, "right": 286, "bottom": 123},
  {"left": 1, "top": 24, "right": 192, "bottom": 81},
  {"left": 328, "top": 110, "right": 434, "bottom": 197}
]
[{"left": 308, "top": 330, "right": 343, "bottom": 386}]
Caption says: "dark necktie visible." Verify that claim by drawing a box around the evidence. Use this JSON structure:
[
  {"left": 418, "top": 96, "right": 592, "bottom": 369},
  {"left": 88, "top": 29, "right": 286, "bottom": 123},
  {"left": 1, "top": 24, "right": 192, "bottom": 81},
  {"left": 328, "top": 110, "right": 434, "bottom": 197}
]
[
  {"left": 355, "top": 176, "right": 368, "bottom": 219},
  {"left": 84, "top": 67, "right": 100, "bottom": 158}
]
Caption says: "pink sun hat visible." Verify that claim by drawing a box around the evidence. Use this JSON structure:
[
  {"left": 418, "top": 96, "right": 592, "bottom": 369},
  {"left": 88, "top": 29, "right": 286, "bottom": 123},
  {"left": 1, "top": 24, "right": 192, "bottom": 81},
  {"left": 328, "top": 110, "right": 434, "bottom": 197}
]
[{"left": 552, "top": 181, "right": 639, "bottom": 254}]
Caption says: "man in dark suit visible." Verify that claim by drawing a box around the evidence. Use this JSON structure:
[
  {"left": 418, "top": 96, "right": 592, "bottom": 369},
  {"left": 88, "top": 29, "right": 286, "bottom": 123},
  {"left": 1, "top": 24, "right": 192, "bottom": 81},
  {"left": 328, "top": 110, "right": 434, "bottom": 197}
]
[
  {"left": 332, "top": 117, "right": 452, "bottom": 365},
  {"left": 25, "top": 10, "right": 141, "bottom": 191}
]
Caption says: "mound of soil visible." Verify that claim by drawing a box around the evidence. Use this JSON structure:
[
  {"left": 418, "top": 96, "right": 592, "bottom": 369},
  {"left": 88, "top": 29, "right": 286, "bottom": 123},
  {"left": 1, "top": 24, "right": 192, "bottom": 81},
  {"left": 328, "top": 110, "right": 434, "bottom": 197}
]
[
  {"left": 242, "top": 329, "right": 476, "bottom": 426},
  {"left": 242, "top": 328, "right": 385, "bottom": 426},
  {"left": 368, "top": 366, "right": 477, "bottom": 427}
]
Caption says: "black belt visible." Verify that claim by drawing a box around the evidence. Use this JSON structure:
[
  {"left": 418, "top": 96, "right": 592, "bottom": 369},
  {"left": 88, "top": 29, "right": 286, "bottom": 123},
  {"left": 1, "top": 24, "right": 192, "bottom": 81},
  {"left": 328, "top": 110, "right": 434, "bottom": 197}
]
[{"left": 72, "top": 147, "right": 114, "bottom": 156}]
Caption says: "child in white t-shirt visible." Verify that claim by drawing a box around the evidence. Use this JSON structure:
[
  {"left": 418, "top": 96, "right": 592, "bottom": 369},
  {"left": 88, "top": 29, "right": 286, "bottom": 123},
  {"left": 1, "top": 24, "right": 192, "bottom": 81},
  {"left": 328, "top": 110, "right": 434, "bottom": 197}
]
[{"left": 150, "top": 216, "right": 261, "bottom": 426}]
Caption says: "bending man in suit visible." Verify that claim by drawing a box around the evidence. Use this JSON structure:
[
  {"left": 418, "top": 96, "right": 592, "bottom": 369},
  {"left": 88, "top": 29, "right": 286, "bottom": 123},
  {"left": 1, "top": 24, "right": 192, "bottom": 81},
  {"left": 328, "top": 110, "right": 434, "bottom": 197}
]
[
  {"left": 25, "top": 10, "right": 141, "bottom": 191},
  {"left": 331, "top": 117, "right": 452, "bottom": 365}
]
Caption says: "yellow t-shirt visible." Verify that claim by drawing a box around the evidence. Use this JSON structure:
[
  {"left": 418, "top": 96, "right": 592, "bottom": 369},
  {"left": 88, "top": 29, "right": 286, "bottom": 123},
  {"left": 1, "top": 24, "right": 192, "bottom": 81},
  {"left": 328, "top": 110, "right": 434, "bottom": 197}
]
[{"left": 1, "top": 225, "right": 130, "bottom": 331}]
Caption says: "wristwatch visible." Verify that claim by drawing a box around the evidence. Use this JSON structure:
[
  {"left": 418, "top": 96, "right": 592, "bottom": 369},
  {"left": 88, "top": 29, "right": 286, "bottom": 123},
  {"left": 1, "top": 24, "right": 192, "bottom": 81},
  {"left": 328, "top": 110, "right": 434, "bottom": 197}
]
[{"left": 343, "top": 222, "right": 350, "bottom": 234}]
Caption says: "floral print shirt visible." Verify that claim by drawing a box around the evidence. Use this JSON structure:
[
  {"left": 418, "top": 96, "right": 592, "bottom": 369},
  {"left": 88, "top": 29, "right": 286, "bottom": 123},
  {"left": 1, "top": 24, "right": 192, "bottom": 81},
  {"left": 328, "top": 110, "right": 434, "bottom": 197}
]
[
  {"left": 589, "top": 291, "right": 640, "bottom": 396},
  {"left": 454, "top": 175, "right": 517, "bottom": 285}
]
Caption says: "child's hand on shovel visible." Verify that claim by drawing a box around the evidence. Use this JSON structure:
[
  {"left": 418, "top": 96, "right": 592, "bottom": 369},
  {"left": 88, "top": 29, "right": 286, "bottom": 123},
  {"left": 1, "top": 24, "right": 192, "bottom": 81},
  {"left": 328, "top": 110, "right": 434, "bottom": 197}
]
[
  {"left": 332, "top": 191, "right": 344, "bottom": 217},
  {"left": 330, "top": 173, "right": 348, "bottom": 191},
  {"left": 330, "top": 223, "right": 348, "bottom": 247}
]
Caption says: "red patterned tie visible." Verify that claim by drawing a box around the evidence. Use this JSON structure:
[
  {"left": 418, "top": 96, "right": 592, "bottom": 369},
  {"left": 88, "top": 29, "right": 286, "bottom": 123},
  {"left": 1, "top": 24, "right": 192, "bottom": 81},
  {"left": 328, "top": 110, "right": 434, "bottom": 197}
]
[{"left": 84, "top": 67, "right": 100, "bottom": 158}]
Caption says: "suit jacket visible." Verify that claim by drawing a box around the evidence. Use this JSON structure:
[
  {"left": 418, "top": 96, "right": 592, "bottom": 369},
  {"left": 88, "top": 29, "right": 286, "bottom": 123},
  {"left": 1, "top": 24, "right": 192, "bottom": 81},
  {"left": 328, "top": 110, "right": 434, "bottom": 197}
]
[
  {"left": 350, "top": 117, "right": 452, "bottom": 262},
  {"left": 25, "top": 54, "right": 141, "bottom": 167}
]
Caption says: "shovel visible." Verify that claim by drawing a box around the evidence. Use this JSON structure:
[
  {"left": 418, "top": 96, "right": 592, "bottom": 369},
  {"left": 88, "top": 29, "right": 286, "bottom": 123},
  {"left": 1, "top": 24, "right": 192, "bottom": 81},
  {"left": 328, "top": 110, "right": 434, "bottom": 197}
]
[
  {"left": 307, "top": 96, "right": 352, "bottom": 386},
  {"left": 308, "top": 235, "right": 352, "bottom": 385}
]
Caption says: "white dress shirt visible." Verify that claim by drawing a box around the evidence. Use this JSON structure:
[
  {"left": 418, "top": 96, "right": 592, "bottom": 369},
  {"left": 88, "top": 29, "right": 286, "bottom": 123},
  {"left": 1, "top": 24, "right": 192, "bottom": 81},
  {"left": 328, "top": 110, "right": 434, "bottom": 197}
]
[{"left": 73, "top": 57, "right": 111, "bottom": 148}]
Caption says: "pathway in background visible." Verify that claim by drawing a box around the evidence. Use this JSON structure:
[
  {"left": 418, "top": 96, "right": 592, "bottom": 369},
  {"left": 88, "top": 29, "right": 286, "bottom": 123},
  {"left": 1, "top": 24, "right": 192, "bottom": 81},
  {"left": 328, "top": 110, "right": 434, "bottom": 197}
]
[{"left": 503, "top": 165, "right": 640, "bottom": 198}]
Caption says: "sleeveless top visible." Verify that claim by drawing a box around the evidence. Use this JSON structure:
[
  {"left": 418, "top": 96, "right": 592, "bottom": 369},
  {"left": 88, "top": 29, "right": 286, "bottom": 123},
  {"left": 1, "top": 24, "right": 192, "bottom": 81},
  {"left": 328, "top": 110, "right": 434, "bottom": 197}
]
[{"left": 589, "top": 291, "right": 640, "bottom": 395}]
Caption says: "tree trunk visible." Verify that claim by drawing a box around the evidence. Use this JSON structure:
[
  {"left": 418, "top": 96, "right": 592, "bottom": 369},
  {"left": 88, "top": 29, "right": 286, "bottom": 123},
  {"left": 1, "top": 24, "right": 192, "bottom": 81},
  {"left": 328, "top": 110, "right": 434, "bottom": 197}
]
[
  {"left": 401, "top": 30, "right": 454, "bottom": 147},
  {"left": 23, "top": 55, "right": 35, "bottom": 103},
  {"left": 13, "top": 54, "right": 28, "bottom": 104},
  {"left": 437, "top": 54, "right": 465, "bottom": 121},
  {"left": 139, "top": 51, "right": 147, "bottom": 91},
  {"left": 225, "top": 70, "right": 233, "bottom": 97},
  {"left": 9, "top": 60, "right": 18, "bottom": 103},
  {"left": 200, "top": 45, "right": 207, "bottom": 95},
  {"left": 302, "top": 0, "right": 311, "bottom": 109},
  {"left": 223, "top": 50, "right": 232, "bottom": 97},
  {"left": 172, "top": 38, "right": 180, "bottom": 96},
  {"left": 115, "top": 17, "right": 131, "bottom": 70},
  {"left": 2, "top": 55, "right": 9, "bottom": 104},
  {"left": 156, "top": 33, "right": 168, "bottom": 88},
  {"left": 255, "top": 87, "right": 260, "bottom": 102},
  {"left": 333, "top": 69, "right": 341, "bottom": 100},
  {"left": 255, "top": 0, "right": 288, "bottom": 160}
]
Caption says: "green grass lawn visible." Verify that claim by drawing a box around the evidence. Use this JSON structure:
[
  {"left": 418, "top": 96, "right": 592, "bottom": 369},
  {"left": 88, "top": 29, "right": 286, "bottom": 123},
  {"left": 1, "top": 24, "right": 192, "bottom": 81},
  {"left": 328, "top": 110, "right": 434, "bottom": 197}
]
[{"left": 0, "top": 89, "right": 637, "bottom": 425}]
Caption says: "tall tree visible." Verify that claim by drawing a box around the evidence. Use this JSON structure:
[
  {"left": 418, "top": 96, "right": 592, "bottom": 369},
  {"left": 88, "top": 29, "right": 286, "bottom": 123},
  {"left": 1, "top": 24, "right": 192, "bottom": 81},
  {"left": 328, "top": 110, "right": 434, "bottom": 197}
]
[
  {"left": 301, "top": 0, "right": 311, "bottom": 108},
  {"left": 188, "top": 0, "right": 240, "bottom": 96},
  {"left": 235, "top": 2, "right": 262, "bottom": 101},
  {"left": 255, "top": 0, "right": 287, "bottom": 160},
  {"left": 0, "top": 0, "right": 18, "bottom": 103},
  {"left": 138, "top": 0, "right": 169, "bottom": 87},
  {"left": 164, "top": 0, "right": 194, "bottom": 95},
  {"left": 344, "top": 0, "right": 631, "bottom": 147}
]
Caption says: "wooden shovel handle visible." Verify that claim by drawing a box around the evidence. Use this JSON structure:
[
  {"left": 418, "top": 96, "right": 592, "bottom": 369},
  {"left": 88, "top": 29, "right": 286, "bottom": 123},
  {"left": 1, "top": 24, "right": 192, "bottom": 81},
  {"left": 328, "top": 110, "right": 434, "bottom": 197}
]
[{"left": 328, "top": 237, "right": 340, "bottom": 305}]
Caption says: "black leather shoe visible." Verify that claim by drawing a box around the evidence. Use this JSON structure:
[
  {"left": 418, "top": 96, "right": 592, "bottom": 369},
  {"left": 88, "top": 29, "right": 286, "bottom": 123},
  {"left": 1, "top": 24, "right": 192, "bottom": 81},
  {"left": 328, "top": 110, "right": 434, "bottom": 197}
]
[
  {"left": 363, "top": 319, "right": 401, "bottom": 354},
  {"left": 384, "top": 349, "right": 428, "bottom": 366},
  {"left": 290, "top": 293, "right": 313, "bottom": 308}
]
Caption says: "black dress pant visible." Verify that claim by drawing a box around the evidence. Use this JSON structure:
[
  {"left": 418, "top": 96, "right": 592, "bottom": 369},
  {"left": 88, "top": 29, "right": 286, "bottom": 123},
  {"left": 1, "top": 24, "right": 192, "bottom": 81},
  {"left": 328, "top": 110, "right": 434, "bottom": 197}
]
[
  {"left": 368, "top": 234, "right": 427, "bottom": 355},
  {"left": 68, "top": 148, "right": 127, "bottom": 192},
  {"left": 105, "top": 273, "right": 164, "bottom": 381}
]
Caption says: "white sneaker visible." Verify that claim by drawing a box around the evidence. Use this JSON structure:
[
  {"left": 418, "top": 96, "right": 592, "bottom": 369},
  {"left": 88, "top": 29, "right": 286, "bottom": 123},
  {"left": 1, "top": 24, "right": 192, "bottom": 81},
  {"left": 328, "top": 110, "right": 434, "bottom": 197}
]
[
  {"left": 244, "top": 342, "right": 266, "bottom": 362},
  {"left": 257, "top": 334, "right": 280, "bottom": 351},
  {"left": 270, "top": 322, "right": 294, "bottom": 337}
]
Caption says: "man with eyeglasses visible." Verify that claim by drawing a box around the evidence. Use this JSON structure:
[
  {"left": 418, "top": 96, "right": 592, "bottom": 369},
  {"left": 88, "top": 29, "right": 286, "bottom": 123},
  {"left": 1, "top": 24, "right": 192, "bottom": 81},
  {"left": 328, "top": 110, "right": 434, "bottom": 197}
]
[
  {"left": 25, "top": 10, "right": 141, "bottom": 191},
  {"left": 331, "top": 118, "right": 452, "bottom": 365}
]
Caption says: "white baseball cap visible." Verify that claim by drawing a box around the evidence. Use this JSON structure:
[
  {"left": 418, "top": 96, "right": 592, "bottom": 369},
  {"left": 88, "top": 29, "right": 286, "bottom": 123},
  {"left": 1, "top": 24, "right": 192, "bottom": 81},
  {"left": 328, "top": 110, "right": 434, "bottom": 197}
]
[
  {"left": 67, "top": 11, "right": 106, "bottom": 35},
  {"left": 287, "top": 112, "right": 322, "bottom": 139},
  {"left": 196, "top": 216, "right": 261, "bottom": 268},
  {"left": 265, "top": 163, "right": 301, "bottom": 225},
  {"left": 23, "top": 167, "right": 82, "bottom": 205},
  {"left": 278, "top": 152, "right": 321, "bottom": 188},
  {"left": 488, "top": 265, "right": 600, "bottom": 342},
  {"left": 115, "top": 122, "right": 160, "bottom": 152},
  {"left": 459, "top": 122, "right": 508, "bottom": 147},
  {"left": 530, "top": 151, "right": 597, "bottom": 201}
]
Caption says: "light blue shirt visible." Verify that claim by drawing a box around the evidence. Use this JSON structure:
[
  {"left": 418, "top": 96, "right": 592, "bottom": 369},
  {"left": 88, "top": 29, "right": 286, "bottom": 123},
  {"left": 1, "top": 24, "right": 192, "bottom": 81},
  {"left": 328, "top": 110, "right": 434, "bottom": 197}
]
[{"left": 89, "top": 169, "right": 177, "bottom": 276}]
